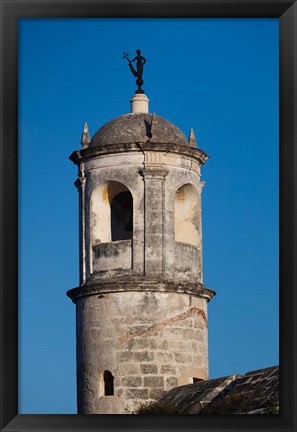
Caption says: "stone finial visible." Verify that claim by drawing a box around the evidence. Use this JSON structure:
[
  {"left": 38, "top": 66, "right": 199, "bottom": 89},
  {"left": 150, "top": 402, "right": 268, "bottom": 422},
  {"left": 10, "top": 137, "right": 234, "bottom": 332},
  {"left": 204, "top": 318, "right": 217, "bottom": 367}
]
[
  {"left": 81, "top": 122, "right": 91, "bottom": 148},
  {"left": 188, "top": 128, "right": 197, "bottom": 148},
  {"left": 130, "top": 93, "right": 149, "bottom": 114}
]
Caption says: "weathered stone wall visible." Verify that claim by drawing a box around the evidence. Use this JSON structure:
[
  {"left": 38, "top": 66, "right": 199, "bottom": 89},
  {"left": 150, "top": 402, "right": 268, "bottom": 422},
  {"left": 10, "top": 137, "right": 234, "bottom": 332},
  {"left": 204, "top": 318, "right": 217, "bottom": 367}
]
[
  {"left": 76, "top": 291, "right": 208, "bottom": 414},
  {"left": 85, "top": 153, "right": 145, "bottom": 280},
  {"left": 80, "top": 150, "right": 204, "bottom": 284},
  {"left": 92, "top": 240, "right": 132, "bottom": 272},
  {"left": 69, "top": 146, "right": 213, "bottom": 414},
  {"left": 174, "top": 242, "right": 199, "bottom": 278}
]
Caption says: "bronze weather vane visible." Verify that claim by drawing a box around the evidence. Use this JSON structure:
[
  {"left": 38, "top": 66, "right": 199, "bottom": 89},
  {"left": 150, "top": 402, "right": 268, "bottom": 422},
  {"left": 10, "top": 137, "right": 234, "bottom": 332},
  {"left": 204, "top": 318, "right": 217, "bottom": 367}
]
[{"left": 123, "top": 49, "right": 147, "bottom": 94}]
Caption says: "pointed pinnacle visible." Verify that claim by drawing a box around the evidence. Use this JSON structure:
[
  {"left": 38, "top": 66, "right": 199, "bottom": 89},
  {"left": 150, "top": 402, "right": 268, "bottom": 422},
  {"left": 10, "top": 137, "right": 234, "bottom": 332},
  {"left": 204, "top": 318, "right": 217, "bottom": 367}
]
[
  {"left": 188, "top": 128, "right": 197, "bottom": 148},
  {"left": 81, "top": 122, "right": 91, "bottom": 148}
]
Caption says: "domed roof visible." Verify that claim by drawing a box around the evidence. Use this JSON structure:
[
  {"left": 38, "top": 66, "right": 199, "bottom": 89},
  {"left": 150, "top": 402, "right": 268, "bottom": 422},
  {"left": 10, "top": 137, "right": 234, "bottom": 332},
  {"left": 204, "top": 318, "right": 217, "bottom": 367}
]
[{"left": 90, "top": 113, "right": 192, "bottom": 147}]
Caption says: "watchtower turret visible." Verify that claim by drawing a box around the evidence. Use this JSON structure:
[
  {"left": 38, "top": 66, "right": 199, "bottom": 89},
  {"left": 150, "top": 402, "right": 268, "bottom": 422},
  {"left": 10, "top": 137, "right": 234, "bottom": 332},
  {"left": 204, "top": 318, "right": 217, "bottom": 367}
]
[{"left": 67, "top": 86, "right": 215, "bottom": 414}]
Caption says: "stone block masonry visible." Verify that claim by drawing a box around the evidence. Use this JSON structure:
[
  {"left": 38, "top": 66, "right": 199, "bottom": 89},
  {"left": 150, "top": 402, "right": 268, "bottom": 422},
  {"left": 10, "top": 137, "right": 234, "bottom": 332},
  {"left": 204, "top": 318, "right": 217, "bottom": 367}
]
[
  {"left": 75, "top": 291, "right": 209, "bottom": 414},
  {"left": 68, "top": 102, "right": 216, "bottom": 414}
]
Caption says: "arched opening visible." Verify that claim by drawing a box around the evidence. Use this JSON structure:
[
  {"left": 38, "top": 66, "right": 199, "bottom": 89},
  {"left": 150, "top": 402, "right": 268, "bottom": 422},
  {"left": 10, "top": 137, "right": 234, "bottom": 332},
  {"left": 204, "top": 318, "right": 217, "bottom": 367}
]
[
  {"left": 104, "top": 370, "right": 114, "bottom": 396},
  {"left": 90, "top": 181, "right": 133, "bottom": 244},
  {"left": 90, "top": 181, "right": 133, "bottom": 274},
  {"left": 111, "top": 191, "right": 133, "bottom": 241},
  {"left": 174, "top": 184, "right": 199, "bottom": 247}
]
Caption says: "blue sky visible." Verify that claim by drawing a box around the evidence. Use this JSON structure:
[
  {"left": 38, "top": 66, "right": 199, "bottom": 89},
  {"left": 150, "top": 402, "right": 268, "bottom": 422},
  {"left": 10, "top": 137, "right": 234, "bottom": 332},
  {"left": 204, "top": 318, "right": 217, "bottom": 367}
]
[{"left": 18, "top": 18, "right": 279, "bottom": 414}]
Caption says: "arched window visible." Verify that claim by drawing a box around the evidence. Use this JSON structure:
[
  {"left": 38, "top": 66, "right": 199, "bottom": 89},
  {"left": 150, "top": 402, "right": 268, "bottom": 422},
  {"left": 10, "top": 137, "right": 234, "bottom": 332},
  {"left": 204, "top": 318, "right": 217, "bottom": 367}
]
[
  {"left": 174, "top": 184, "right": 199, "bottom": 246},
  {"left": 104, "top": 370, "right": 114, "bottom": 396},
  {"left": 110, "top": 191, "right": 133, "bottom": 241},
  {"left": 90, "top": 181, "right": 133, "bottom": 274},
  {"left": 90, "top": 181, "right": 133, "bottom": 244}
]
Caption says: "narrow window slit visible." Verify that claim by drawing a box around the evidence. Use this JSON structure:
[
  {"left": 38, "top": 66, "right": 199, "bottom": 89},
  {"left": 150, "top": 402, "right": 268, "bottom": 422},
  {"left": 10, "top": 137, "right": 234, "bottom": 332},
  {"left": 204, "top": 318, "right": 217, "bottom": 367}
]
[{"left": 104, "top": 370, "right": 114, "bottom": 396}]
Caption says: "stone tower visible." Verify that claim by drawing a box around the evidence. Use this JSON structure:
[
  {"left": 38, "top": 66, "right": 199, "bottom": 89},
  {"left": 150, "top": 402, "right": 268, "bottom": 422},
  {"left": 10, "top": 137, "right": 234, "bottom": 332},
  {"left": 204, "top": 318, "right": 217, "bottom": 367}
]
[{"left": 67, "top": 92, "right": 215, "bottom": 414}]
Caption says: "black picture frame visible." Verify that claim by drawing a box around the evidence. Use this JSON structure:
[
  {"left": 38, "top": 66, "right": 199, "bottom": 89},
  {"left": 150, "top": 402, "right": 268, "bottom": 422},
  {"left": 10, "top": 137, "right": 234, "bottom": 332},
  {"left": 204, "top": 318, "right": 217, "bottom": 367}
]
[{"left": 0, "top": 1, "right": 296, "bottom": 431}]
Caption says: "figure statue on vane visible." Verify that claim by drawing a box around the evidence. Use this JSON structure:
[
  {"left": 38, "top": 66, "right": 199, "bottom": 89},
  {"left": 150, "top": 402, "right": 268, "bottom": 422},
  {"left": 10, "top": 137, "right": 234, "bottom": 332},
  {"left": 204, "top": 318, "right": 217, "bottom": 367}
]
[{"left": 123, "top": 50, "right": 146, "bottom": 94}]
